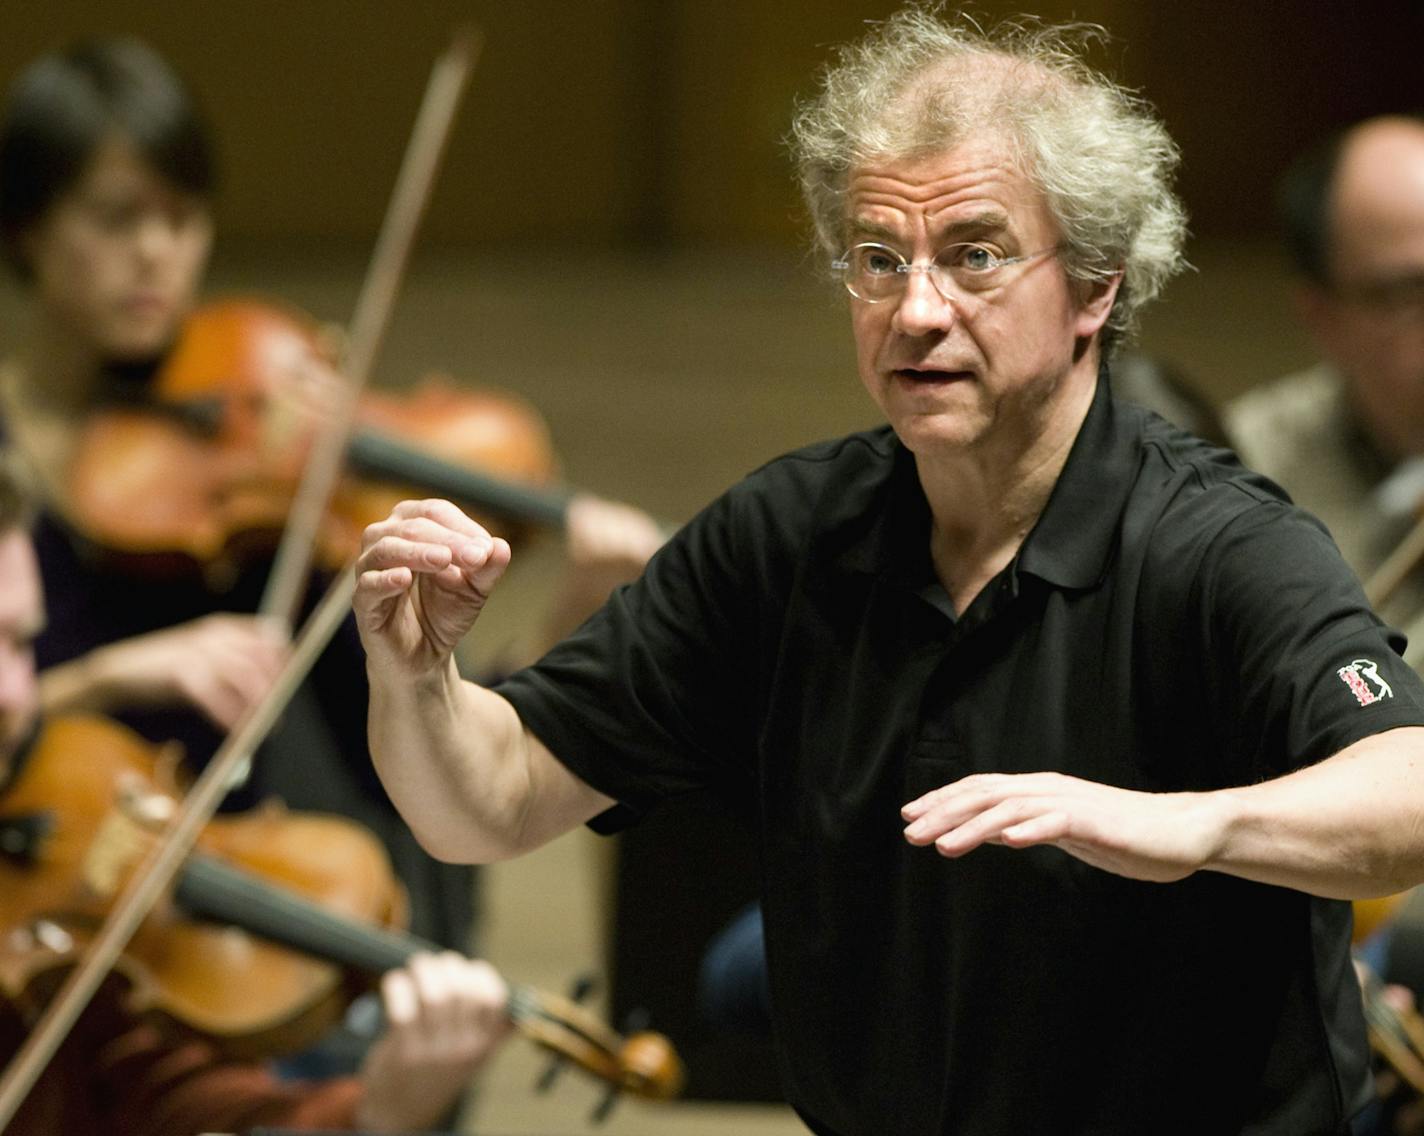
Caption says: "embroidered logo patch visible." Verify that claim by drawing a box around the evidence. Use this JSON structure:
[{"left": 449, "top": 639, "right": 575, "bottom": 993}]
[{"left": 1337, "top": 659, "right": 1394, "bottom": 707}]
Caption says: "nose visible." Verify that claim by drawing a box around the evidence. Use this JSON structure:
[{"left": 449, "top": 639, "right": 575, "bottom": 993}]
[
  {"left": 133, "top": 212, "right": 181, "bottom": 267},
  {"left": 890, "top": 267, "right": 958, "bottom": 337}
]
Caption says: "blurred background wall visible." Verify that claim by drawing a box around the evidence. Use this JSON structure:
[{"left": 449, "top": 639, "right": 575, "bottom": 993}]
[{"left": 1, "top": 0, "right": 1419, "bottom": 250}]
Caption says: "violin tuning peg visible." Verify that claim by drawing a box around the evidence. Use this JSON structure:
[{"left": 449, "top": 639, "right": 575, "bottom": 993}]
[
  {"left": 535, "top": 1052, "right": 567, "bottom": 1094},
  {"left": 623, "top": 1006, "right": 651, "bottom": 1034},
  {"left": 568, "top": 971, "right": 598, "bottom": 1003},
  {"left": 590, "top": 1084, "right": 621, "bottom": 1125}
]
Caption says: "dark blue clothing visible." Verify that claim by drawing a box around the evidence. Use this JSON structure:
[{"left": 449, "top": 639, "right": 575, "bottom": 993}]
[{"left": 698, "top": 902, "right": 771, "bottom": 1034}]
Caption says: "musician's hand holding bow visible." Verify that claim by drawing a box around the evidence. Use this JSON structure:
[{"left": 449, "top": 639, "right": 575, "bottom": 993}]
[{"left": 39, "top": 613, "right": 288, "bottom": 731}]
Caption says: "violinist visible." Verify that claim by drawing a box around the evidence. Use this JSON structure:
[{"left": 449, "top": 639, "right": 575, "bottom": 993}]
[
  {"left": 0, "top": 445, "right": 515, "bottom": 1135},
  {"left": 0, "top": 34, "right": 662, "bottom": 969}
]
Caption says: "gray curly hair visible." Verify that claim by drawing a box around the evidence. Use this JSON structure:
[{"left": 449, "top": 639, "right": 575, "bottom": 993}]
[{"left": 791, "top": 7, "right": 1188, "bottom": 351}]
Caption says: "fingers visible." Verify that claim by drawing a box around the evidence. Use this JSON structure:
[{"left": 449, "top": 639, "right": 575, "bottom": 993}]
[
  {"left": 357, "top": 504, "right": 505, "bottom": 590},
  {"left": 354, "top": 502, "right": 512, "bottom": 658},
  {"left": 905, "top": 792, "right": 1071, "bottom": 856},
  {"left": 89, "top": 613, "right": 290, "bottom": 729},
  {"left": 564, "top": 494, "right": 664, "bottom": 570},
  {"left": 899, "top": 773, "right": 1211, "bottom": 884},
  {"left": 380, "top": 952, "right": 512, "bottom": 1060},
  {"left": 186, "top": 615, "right": 288, "bottom": 729},
  {"left": 901, "top": 773, "right": 1039, "bottom": 841},
  {"left": 357, "top": 952, "right": 511, "bottom": 1130}
]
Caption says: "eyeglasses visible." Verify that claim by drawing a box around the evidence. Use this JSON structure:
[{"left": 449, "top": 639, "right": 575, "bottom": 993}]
[
  {"left": 831, "top": 241, "right": 1060, "bottom": 304},
  {"left": 1334, "top": 276, "right": 1424, "bottom": 330}
]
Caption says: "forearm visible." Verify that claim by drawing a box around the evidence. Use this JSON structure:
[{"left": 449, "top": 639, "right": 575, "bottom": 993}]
[
  {"left": 39, "top": 649, "right": 123, "bottom": 716},
  {"left": 1206, "top": 727, "right": 1424, "bottom": 899},
  {"left": 366, "top": 656, "right": 536, "bottom": 863}
]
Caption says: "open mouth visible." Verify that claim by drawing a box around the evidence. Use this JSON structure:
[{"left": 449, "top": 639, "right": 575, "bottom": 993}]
[{"left": 893, "top": 368, "right": 971, "bottom": 383}]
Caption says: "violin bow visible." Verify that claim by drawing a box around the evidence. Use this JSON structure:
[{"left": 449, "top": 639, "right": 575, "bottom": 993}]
[
  {"left": 259, "top": 27, "right": 480, "bottom": 633},
  {"left": 0, "top": 31, "right": 479, "bottom": 1125},
  {"left": 1365, "top": 511, "right": 1424, "bottom": 610},
  {"left": 0, "top": 567, "right": 356, "bottom": 1128}
]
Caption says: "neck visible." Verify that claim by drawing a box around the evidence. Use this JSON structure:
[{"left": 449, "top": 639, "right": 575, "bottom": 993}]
[{"left": 920, "top": 354, "right": 1098, "bottom": 610}]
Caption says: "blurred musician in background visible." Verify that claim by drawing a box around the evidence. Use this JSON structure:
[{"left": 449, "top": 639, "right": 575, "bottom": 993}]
[
  {"left": 1228, "top": 115, "right": 1424, "bottom": 662},
  {"left": 1227, "top": 114, "right": 1424, "bottom": 1136},
  {"left": 0, "top": 37, "right": 661, "bottom": 962},
  {"left": 0, "top": 445, "right": 513, "bottom": 1134}
]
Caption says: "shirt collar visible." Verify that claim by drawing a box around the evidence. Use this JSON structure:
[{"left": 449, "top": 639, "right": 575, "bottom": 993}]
[
  {"left": 834, "top": 364, "right": 1140, "bottom": 594},
  {"left": 1016, "top": 366, "right": 1141, "bottom": 590}
]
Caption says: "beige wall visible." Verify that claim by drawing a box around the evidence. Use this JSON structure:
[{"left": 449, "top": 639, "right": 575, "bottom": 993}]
[{"left": 2, "top": 2, "right": 1417, "bottom": 247}]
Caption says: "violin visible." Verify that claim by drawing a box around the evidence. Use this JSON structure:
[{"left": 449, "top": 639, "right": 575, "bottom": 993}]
[
  {"left": 62, "top": 297, "right": 573, "bottom": 582},
  {"left": 0, "top": 714, "right": 683, "bottom": 1103}
]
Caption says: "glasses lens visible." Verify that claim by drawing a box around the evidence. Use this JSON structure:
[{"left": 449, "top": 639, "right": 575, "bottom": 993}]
[
  {"left": 839, "top": 244, "right": 903, "bottom": 301},
  {"left": 1344, "top": 277, "right": 1424, "bottom": 326},
  {"left": 935, "top": 243, "right": 1001, "bottom": 293}
]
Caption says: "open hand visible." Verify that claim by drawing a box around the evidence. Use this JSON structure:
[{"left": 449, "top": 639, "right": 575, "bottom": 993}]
[{"left": 902, "top": 771, "right": 1227, "bottom": 883}]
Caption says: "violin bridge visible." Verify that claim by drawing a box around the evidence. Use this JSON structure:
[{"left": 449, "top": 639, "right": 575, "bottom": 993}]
[{"left": 81, "top": 778, "right": 174, "bottom": 899}]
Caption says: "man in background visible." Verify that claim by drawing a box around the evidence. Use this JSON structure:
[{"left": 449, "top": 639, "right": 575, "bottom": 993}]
[
  {"left": 1228, "top": 115, "right": 1424, "bottom": 658},
  {"left": 1227, "top": 114, "right": 1424, "bottom": 1135}
]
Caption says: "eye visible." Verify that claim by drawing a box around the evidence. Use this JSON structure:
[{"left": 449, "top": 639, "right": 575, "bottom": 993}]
[
  {"left": 857, "top": 246, "right": 902, "bottom": 276},
  {"left": 948, "top": 244, "right": 998, "bottom": 273},
  {"left": 87, "top": 198, "right": 143, "bottom": 234}
]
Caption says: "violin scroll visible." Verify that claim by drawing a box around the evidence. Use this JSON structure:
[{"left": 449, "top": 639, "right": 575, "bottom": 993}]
[{"left": 511, "top": 982, "right": 684, "bottom": 1119}]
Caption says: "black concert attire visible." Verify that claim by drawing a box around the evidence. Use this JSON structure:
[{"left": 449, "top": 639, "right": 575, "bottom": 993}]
[{"left": 498, "top": 375, "right": 1424, "bottom": 1135}]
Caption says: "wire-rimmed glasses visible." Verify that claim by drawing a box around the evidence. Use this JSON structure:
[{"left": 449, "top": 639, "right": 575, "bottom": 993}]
[{"left": 831, "top": 241, "right": 1059, "bottom": 303}]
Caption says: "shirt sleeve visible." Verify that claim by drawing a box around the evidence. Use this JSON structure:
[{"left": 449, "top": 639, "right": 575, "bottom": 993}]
[
  {"left": 1194, "top": 498, "right": 1424, "bottom": 779},
  {"left": 496, "top": 480, "right": 776, "bottom": 831}
]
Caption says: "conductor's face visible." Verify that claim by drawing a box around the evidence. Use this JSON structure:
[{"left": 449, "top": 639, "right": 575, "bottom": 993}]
[{"left": 844, "top": 136, "right": 1111, "bottom": 458}]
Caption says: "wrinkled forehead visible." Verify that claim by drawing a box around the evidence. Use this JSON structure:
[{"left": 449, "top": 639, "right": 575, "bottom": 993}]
[{"left": 845, "top": 136, "right": 1053, "bottom": 248}]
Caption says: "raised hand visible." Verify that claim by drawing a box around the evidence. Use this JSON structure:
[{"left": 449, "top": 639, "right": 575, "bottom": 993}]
[
  {"left": 354, "top": 499, "right": 511, "bottom": 678},
  {"left": 901, "top": 771, "right": 1227, "bottom": 884}
]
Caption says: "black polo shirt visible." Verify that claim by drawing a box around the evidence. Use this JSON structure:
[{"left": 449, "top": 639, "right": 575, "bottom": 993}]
[{"left": 497, "top": 378, "right": 1424, "bottom": 1135}]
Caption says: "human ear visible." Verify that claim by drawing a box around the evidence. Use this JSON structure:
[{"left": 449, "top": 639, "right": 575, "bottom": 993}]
[{"left": 1073, "top": 270, "right": 1123, "bottom": 340}]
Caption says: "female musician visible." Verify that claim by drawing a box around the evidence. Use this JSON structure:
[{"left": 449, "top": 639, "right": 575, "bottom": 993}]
[
  {"left": 0, "top": 37, "right": 662, "bottom": 962},
  {"left": 0, "top": 447, "right": 513, "bottom": 1134}
]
